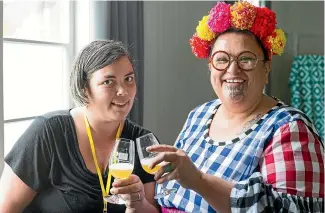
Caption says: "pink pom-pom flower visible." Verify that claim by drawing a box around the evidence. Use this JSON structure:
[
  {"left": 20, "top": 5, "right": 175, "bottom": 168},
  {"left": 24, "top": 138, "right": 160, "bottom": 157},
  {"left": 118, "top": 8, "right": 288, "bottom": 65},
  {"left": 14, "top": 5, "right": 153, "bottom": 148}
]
[{"left": 207, "top": 2, "right": 231, "bottom": 33}]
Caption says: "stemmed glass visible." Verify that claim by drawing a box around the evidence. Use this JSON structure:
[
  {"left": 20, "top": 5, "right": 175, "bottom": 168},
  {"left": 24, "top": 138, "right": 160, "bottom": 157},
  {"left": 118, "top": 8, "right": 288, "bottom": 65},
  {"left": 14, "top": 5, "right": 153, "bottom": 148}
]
[
  {"left": 136, "top": 133, "right": 177, "bottom": 199},
  {"left": 105, "top": 138, "right": 135, "bottom": 204}
]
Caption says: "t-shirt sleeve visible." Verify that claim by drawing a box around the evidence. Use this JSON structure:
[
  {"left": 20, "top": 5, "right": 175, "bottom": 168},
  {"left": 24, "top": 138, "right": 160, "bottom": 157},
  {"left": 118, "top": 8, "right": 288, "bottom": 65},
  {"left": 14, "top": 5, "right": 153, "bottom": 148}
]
[{"left": 4, "top": 116, "right": 52, "bottom": 192}]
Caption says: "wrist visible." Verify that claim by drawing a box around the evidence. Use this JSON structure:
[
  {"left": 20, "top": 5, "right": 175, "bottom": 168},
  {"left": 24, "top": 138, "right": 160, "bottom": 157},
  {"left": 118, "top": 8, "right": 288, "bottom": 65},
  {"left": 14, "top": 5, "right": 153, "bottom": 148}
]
[
  {"left": 126, "top": 197, "right": 146, "bottom": 210},
  {"left": 125, "top": 207, "right": 136, "bottom": 213},
  {"left": 191, "top": 171, "right": 205, "bottom": 193}
]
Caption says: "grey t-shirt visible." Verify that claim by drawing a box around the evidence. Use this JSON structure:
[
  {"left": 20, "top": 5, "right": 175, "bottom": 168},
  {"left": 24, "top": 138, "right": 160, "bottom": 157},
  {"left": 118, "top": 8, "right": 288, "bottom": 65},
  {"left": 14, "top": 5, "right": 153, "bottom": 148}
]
[{"left": 5, "top": 110, "right": 155, "bottom": 213}]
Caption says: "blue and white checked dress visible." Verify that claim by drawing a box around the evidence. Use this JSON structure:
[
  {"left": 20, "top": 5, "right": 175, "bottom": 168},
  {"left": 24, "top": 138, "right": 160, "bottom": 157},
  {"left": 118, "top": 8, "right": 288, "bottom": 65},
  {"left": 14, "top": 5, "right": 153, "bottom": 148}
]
[{"left": 156, "top": 98, "right": 323, "bottom": 213}]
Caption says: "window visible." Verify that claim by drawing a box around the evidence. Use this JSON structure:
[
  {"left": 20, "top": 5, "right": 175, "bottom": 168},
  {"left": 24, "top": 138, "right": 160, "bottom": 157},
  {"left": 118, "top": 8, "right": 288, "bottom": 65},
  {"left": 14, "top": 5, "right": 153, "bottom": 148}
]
[{"left": 2, "top": 1, "right": 74, "bottom": 155}]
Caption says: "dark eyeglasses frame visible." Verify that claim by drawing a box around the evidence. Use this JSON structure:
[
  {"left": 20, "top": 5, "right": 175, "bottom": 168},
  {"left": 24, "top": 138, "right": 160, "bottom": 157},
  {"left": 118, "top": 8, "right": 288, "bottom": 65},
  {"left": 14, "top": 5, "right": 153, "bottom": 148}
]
[{"left": 209, "top": 51, "right": 265, "bottom": 71}]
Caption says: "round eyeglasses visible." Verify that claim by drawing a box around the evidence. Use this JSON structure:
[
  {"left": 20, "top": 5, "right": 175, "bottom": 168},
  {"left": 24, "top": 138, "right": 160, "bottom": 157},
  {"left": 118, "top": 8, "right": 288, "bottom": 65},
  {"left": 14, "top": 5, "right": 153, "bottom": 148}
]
[{"left": 209, "top": 51, "right": 265, "bottom": 71}]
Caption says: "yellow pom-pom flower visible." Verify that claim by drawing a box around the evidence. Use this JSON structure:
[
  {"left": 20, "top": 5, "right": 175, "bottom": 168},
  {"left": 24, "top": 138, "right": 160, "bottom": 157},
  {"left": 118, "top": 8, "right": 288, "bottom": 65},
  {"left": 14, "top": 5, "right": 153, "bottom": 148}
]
[
  {"left": 231, "top": 1, "right": 256, "bottom": 30},
  {"left": 268, "top": 29, "right": 286, "bottom": 55},
  {"left": 196, "top": 15, "right": 216, "bottom": 41}
]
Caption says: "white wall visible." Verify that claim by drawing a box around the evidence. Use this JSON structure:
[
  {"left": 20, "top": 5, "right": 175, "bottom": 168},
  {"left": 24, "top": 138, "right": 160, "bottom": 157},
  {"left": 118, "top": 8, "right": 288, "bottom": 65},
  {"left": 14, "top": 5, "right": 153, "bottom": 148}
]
[
  {"left": 0, "top": 2, "right": 4, "bottom": 174},
  {"left": 269, "top": 1, "right": 324, "bottom": 104},
  {"left": 143, "top": 1, "right": 216, "bottom": 145}
]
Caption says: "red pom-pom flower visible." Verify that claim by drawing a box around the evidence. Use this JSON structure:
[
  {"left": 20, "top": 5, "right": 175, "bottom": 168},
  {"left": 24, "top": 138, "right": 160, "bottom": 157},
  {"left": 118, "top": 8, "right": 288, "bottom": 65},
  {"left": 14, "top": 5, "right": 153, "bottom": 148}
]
[
  {"left": 189, "top": 34, "right": 211, "bottom": 58},
  {"left": 250, "top": 7, "right": 276, "bottom": 39}
]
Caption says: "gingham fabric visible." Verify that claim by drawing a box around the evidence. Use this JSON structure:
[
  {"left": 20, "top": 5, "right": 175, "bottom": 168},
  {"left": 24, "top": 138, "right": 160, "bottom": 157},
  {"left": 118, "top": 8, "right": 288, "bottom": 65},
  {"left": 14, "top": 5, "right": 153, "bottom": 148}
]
[
  {"left": 231, "top": 172, "right": 324, "bottom": 213},
  {"left": 156, "top": 98, "right": 324, "bottom": 213}
]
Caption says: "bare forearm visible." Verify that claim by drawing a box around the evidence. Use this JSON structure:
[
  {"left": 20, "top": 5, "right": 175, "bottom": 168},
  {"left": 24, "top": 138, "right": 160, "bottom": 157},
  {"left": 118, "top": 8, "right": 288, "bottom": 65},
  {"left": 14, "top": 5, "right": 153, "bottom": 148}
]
[
  {"left": 192, "top": 173, "right": 233, "bottom": 213},
  {"left": 0, "top": 164, "right": 37, "bottom": 213},
  {"left": 126, "top": 198, "right": 160, "bottom": 213}
]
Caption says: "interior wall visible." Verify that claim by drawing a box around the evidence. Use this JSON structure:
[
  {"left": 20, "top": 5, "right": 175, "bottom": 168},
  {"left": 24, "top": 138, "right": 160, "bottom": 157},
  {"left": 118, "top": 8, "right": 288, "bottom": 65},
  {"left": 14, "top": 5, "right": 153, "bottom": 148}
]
[
  {"left": 0, "top": 2, "right": 4, "bottom": 174},
  {"left": 143, "top": 1, "right": 216, "bottom": 145},
  {"left": 269, "top": 1, "right": 324, "bottom": 104}
]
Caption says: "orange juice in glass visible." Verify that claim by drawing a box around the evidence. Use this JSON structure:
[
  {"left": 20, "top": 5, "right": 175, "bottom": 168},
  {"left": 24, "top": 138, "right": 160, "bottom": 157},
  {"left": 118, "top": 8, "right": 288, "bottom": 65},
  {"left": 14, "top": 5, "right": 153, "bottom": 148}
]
[
  {"left": 140, "top": 158, "right": 164, "bottom": 174},
  {"left": 110, "top": 163, "right": 134, "bottom": 178},
  {"left": 106, "top": 138, "right": 135, "bottom": 204}
]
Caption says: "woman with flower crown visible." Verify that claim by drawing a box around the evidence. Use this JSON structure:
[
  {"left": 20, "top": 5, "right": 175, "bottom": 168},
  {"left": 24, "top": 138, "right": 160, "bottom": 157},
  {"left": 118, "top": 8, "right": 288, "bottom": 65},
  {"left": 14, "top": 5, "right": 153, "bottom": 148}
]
[{"left": 148, "top": 1, "right": 324, "bottom": 213}]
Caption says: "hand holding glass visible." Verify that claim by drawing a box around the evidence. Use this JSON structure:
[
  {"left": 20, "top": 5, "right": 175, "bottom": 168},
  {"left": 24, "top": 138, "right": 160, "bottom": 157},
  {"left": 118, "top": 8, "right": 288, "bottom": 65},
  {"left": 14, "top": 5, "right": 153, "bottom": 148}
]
[{"left": 136, "top": 133, "right": 177, "bottom": 199}]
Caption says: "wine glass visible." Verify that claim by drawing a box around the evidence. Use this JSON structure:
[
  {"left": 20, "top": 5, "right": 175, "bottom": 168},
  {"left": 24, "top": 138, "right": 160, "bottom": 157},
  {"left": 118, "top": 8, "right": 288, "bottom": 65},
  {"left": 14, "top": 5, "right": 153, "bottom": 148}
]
[
  {"left": 105, "top": 138, "right": 135, "bottom": 204},
  {"left": 136, "top": 133, "right": 177, "bottom": 199}
]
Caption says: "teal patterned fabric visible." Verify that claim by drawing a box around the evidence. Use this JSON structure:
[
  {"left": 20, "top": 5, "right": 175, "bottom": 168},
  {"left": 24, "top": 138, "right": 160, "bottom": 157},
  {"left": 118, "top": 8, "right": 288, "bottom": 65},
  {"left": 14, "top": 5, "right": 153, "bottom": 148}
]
[{"left": 289, "top": 55, "right": 324, "bottom": 141}]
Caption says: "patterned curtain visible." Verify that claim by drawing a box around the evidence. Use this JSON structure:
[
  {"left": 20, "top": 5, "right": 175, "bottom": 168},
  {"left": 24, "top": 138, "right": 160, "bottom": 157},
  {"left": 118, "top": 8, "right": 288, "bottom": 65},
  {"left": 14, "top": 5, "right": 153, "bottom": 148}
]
[{"left": 289, "top": 55, "right": 324, "bottom": 141}]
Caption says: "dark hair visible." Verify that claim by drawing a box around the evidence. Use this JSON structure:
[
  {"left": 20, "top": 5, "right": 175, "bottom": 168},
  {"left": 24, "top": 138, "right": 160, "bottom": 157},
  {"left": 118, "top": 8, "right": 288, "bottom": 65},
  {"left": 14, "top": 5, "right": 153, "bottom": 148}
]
[
  {"left": 70, "top": 40, "right": 130, "bottom": 106},
  {"left": 211, "top": 28, "right": 269, "bottom": 61}
]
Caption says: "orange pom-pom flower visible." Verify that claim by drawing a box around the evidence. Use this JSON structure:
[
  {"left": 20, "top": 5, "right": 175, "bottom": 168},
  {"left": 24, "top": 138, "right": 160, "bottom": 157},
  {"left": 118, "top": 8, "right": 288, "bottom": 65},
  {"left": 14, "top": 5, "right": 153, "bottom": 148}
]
[{"left": 231, "top": 1, "right": 256, "bottom": 30}]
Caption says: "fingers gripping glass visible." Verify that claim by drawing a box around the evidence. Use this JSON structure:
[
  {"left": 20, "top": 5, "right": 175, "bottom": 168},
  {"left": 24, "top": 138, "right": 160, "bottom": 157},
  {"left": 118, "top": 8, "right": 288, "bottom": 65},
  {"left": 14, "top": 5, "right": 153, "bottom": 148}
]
[
  {"left": 105, "top": 138, "right": 135, "bottom": 204},
  {"left": 209, "top": 51, "right": 265, "bottom": 71},
  {"left": 136, "top": 133, "right": 177, "bottom": 199}
]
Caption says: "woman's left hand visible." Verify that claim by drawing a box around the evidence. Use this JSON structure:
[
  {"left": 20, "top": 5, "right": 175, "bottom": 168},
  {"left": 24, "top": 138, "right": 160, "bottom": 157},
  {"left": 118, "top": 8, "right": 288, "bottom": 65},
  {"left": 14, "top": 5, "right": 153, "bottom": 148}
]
[
  {"left": 110, "top": 174, "right": 145, "bottom": 209},
  {"left": 147, "top": 144, "right": 202, "bottom": 190}
]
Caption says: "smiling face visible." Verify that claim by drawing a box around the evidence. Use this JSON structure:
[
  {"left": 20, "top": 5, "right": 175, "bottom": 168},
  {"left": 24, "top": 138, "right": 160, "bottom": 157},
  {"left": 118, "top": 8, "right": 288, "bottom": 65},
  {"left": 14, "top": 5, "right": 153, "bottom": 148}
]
[
  {"left": 86, "top": 56, "right": 136, "bottom": 122},
  {"left": 209, "top": 32, "right": 271, "bottom": 110}
]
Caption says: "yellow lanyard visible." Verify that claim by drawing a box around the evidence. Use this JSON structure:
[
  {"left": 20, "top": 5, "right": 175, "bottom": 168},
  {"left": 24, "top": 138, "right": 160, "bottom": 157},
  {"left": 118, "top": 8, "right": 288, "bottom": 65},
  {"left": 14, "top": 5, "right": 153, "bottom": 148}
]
[{"left": 84, "top": 114, "right": 122, "bottom": 213}]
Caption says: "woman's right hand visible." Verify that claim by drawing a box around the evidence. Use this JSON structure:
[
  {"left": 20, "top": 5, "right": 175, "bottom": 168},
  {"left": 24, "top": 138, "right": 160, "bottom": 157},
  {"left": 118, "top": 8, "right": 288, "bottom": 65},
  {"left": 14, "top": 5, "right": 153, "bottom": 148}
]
[
  {"left": 110, "top": 174, "right": 145, "bottom": 209},
  {"left": 110, "top": 174, "right": 160, "bottom": 213},
  {"left": 0, "top": 163, "right": 37, "bottom": 213},
  {"left": 147, "top": 144, "right": 203, "bottom": 190}
]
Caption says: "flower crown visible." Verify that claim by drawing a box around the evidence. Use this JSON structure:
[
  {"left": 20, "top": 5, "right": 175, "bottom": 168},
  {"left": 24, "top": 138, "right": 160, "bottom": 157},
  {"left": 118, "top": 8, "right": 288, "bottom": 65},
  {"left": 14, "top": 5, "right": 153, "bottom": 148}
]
[{"left": 189, "top": 1, "right": 286, "bottom": 59}]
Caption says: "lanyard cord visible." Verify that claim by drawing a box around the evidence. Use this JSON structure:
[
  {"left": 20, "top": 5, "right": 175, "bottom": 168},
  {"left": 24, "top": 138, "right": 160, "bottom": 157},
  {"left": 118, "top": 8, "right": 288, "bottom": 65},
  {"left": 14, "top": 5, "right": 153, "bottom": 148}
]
[{"left": 84, "top": 114, "right": 122, "bottom": 212}]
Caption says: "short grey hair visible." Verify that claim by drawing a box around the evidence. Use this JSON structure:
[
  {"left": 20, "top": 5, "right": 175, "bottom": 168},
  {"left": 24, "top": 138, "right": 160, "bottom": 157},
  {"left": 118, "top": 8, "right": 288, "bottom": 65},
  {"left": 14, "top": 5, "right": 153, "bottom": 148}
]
[{"left": 70, "top": 40, "right": 130, "bottom": 106}]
